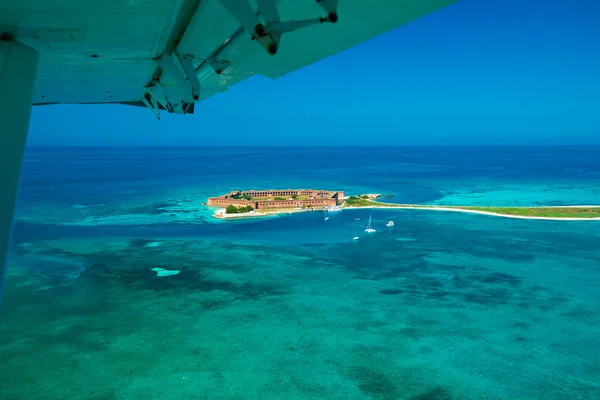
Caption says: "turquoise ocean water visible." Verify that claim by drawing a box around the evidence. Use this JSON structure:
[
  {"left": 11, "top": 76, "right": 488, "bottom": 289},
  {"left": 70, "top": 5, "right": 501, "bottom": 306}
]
[{"left": 1, "top": 146, "right": 600, "bottom": 399}]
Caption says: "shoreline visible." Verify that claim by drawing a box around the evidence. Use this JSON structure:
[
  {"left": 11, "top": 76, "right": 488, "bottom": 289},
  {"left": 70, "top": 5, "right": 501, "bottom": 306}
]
[
  {"left": 212, "top": 204, "right": 600, "bottom": 221},
  {"left": 343, "top": 205, "right": 600, "bottom": 221},
  {"left": 213, "top": 207, "right": 324, "bottom": 220}
]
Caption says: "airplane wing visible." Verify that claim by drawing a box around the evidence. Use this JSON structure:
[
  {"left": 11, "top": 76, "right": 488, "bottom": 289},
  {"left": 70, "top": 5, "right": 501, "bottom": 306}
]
[{"left": 2, "top": 0, "right": 458, "bottom": 118}]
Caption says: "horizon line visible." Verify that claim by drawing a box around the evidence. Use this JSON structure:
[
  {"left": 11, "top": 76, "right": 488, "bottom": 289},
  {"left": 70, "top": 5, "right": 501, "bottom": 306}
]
[{"left": 25, "top": 143, "right": 600, "bottom": 148}]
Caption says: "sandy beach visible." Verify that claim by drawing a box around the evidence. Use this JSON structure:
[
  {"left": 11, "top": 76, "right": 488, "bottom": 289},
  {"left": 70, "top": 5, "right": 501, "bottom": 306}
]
[
  {"left": 344, "top": 205, "right": 600, "bottom": 221},
  {"left": 213, "top": 207, "right": 324, "bottom": 219}
]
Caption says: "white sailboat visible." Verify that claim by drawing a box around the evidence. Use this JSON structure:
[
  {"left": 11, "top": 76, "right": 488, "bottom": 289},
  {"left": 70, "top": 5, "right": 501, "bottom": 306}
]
[
  {"left": 365, "top": 215, "right": 376, "bottom": 233},
  {"left": 386, "top": 220, "right": 394, "bottom": 227},
  {"left": 353, "top": 226, "right": 360, "bottom": 240}
]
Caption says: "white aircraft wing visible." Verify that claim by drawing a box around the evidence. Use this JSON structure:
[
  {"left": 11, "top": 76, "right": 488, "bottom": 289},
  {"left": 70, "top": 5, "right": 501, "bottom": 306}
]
[{"left": 2, "top": 0, "right": 458, "bottom": 117}]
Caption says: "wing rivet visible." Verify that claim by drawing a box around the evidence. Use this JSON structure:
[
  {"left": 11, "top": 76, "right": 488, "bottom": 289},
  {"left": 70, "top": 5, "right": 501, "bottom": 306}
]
[
  {"left": 267, "top": 42, "right": 278, "bottom": 55},
  {"left": 254, "top": 24, "right": 266, "bottom": 37}
]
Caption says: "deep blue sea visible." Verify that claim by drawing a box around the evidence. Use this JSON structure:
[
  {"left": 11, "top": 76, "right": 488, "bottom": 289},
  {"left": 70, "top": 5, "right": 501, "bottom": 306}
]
[{"left": 2, "top": 146, "right": 600, "bottom": 399}]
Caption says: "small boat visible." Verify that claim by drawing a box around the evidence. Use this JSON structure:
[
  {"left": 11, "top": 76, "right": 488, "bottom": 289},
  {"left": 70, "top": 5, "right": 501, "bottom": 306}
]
[
  {"left": 353, "top": 236, "right": 360, "bottom": 240},
  {"left": 365, "top": 215, "right": 376, "bottom": 233},
  {"left": 324, "top": 216, "right": 330, "bottom": 221},
  {"left": 386, "top": 221, "right": 394, "bottom": 227}
]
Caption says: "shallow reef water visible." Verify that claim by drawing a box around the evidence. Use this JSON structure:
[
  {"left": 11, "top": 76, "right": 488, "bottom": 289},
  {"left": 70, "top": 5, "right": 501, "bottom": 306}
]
[{"left": 1, "top": 146, "right": 600, "bottom": 399}]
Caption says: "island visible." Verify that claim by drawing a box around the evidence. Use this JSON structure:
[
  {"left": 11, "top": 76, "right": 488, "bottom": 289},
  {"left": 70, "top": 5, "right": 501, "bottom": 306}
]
[
  {"left": 207, "top": 190, "right": 600, "bottom": 221},
  {"left": 208, "top": 189, "right": 344, "bottom": 218}
]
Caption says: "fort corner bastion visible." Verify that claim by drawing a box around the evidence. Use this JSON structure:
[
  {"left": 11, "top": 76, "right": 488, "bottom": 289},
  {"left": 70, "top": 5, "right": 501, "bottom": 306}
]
[{"left": 207, "top": 189, "right": 345, "bottom": 211}]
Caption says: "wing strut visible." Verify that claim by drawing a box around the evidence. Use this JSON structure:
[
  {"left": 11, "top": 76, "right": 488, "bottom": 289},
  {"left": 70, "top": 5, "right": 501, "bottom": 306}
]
[
  {"left": 0, "top": 37, "right": 40, "bottom": 305},
  {"left": 140, "top": 0, "right": 341, "bottom": 117},
  {"left": 219, "top": 0, "right": 338, "bottom": 55},
  {"left": 142, "top": 52, "right": 202, "bottom": 119}
]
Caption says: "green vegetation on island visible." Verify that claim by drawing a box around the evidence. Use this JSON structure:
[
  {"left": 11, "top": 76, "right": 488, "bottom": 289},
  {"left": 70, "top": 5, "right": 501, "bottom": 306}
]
[
  {"left": 270, "top": 194, "right": 309, "bottom": 200},
  {"left": 232, "top": 193, "right": 252, "bottom": 200},
  {"left": 462, "top": 206, "right": 600, "bottom": 219},
  {"left": 225, "top": 205, "right": 254, "bottom": 214},
  {"left": 343, "top": 195, "right": 600, "bottom": 219},
  {"left": 345, "top": 196, "right": 397, "bottom": 207}
]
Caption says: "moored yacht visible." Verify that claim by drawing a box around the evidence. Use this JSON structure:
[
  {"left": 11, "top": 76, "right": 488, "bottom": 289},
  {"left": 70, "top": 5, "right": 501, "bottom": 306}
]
[{"left": 365, "top": 215, "right": 376, "bottom": 233}]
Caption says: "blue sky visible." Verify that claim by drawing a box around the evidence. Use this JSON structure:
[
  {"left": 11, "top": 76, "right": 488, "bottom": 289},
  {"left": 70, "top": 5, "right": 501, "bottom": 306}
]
[{"left": 28, "top": 0, "right": 600, "bottom": 146}]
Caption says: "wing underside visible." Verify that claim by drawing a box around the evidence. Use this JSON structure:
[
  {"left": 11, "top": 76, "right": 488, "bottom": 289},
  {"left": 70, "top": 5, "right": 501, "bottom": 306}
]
[{"left": 1, "top": 0, "right": 458, "bottom": 116}]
